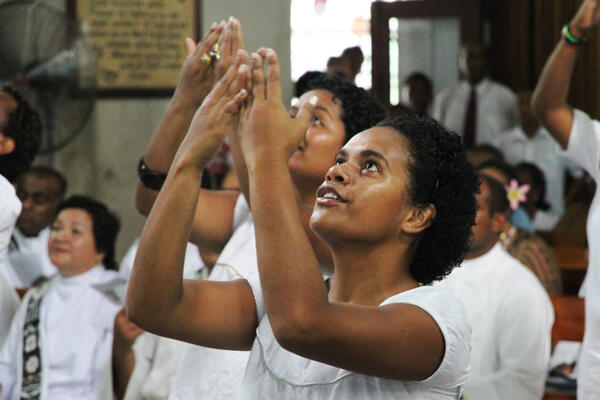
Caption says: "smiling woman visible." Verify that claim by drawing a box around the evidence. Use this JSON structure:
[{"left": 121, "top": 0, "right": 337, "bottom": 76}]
[{"left": 0, "top": 195, "right": 126, "bottom": 399}]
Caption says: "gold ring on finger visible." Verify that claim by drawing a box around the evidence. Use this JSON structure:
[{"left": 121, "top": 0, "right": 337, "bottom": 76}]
[
  {"left": 209, "top": 50, "right": 221, "bottom": 60},
  {"left": 201, "top": 53, "right": 212, "bottom": 65}
]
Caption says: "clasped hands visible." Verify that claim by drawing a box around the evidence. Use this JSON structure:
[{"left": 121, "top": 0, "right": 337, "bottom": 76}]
[{"left": 176, "top": 19, "right": 316, "bottom": 173}]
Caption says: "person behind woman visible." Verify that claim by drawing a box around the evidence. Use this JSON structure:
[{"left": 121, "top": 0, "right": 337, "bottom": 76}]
[
  {"left": 514, "top": 161, "right": 552, "bottom": 227},
  {"left": 531, "top": 1, "right": 600, "bottom": 397},
  {"left": 477, "top": 160, "right": 562, "bottom": 294},
  {"left": 127, "top": 47, "right": 478, "bottom": 398},
  {"left": 0, "top": 195, "right": 126, "bottom": 400}
]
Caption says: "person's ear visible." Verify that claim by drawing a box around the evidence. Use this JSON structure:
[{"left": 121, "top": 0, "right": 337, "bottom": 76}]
[
  {"left": 490, "top": 211, "right": 507, "bottom": 234},
  {"left": 95, "top": 251, "right": 105, "bottom": 266},
  {"left": 402, "top": 204, "right": 436, "bottom": 235},
  {"left": 0, "top": 133, "right": 15, "bottom": 155}
]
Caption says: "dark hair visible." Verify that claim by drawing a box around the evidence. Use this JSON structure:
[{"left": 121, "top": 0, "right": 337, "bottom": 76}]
[
  {"left": 515, "top": 162, "right": 550, "bottom": 211},
  {"left": 305, "top": 74, "right": 387, "bottom": 143},
  {"left": 294, "top": 71, "right": 325, "bottom": 99},
  {"left": 404, "top": 72, "right": 433, "bottom": 92},
  {"left": 476, "top": 159, "right": 516, "bottom": 182},
  {"left": 467, "top": 144, "right": 504, "bottom": 167},
  {"left": 0, "top": 87, "right": 42, "bottom": 182},
  {"left": 479, "top": 173, "right": 510, "bottom": 215},
  {"left": 19, "top": 165, "right": 68, "bottom": 197},
  {"left": 56, "top": 195, "right": 120, "bottom": 270},
  {"left": 376, "top": 115, "right": 479, "bottom": 284}
]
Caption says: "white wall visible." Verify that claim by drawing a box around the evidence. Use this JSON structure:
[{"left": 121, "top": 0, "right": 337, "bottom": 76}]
[{"left": 23, "top": 0, "right": 291, "bottom": 260}]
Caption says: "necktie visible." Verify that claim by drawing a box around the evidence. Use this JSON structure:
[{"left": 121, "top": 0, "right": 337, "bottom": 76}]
[{"left": 463, "top": 87, "right": 477, "bottom": 148}]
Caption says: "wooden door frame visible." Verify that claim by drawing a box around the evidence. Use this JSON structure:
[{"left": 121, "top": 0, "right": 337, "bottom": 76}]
[{"left": 371, "top": 0, "right": 481, "bottom": 107}]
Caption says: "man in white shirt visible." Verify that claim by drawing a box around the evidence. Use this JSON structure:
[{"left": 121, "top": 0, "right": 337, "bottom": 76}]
[
  {"left": 437, "top": 174, "right": 554, "bottom": 400},
  {"left": 433, "top": 42, "right": 518, "bottom": 147},
  {"left": 493, "top": 91, "right": 582, "bottom": 230},
  {"left": 0, "top": 166, "right": 66, "bottom": 288},
  {"left": 0, "top": 87, "right": 41, "bottom": 346}
]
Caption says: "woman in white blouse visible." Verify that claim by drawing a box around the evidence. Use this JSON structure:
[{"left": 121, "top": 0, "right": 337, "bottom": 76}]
[
  {"left": 0, "top": 195, "right": 126, "bottom": 400},
  {"left": 128, "top": 44, "right": 479, "bottom": 399}
]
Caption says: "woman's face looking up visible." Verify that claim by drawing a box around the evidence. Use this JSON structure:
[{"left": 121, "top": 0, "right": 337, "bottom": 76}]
[
  {"left": 288, "top": 89, "right": 347, "bottom": 185},
  {"left": 311, "top": 126, "right": 417, "bottom": 244}
]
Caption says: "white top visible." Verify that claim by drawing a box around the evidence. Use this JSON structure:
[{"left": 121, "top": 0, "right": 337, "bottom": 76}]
[
  {"left": 432, "top": 78, "right": 518, "bottom": 146},
  {"left": 124, "top": 333, "right": 189, "bottom": 400},
  {"left": 241, "top": 286, "right": 471, "bottom": 400},
  {"left": 0, "top": 227, "right": 57, "bottom": 289},
  {"left": 120, "top": 239, "right": 204, "bottom": 280},
  {"left": 0, "top": 272, "right": 18, "bottom": 347},
  {"left": 168, "top": 195, "right": 260, "bottom": 400},
  {"left": 436, "top": 243, "right": 553, "bottom": 400},
  {"left": 562, "top": 109, "right": 600, "bottom": 399},
  {"left": 492, "top": 125, "right": 582, "bottom": 230},
  {"left": 0, "top": 175, "right": 21, "bottom": 349},
  {"left": 0, "top": 174, "right": 21, "bottom": 263},
  {"left": 0, "top": 266, "right": 126, "bottom": 400}
]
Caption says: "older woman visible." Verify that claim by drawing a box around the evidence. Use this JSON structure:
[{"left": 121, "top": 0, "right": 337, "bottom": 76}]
[
  {"left": 128, "top": 46, "right": 478, "bottom": 398},
  {"left": 0, "top": 195, "right": 125, "bottom": 400}
]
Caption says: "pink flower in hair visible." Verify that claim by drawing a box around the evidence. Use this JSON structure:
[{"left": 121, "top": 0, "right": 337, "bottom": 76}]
[{"left": 505, "top": 179, "right": 530, "bottom": 211}]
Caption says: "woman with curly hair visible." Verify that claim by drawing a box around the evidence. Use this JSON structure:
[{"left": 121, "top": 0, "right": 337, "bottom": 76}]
[
  {"left": 130, "top": 19, "right": 387, "bottom": 399},
  {"left": 128, "top": 45, "right": 478, "bottom": 398}
]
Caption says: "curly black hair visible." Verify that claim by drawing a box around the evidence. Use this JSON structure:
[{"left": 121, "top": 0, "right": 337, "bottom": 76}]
[
  {"left": 377, "top": 115, "right": 479, "bottom": 284},
  {"left": 0, "top": 87, "right": 42, "bottom": 182},
  {"left": 302, "top": 73, "right": 387, "bottom": 143},
  {"left": 56, "top": 195, "right": 120, "bottom": 270}
]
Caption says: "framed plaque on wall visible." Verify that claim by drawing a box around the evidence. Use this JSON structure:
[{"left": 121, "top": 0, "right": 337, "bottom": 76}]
[{"left": 68, "top": 0, "right": 201, "bottom": 96}]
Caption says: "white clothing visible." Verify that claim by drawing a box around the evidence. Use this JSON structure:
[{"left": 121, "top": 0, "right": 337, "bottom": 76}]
[
  {"left": 562, "top": 109, "right": 600, "bottom": 399},
  {"left": 436, "top": 243, "right": 553, "bottom": 400},
  {"left": 0, "top": 175, "right": 21, "bottom": 348},
  {"left": 119, "top": 239, "right": 204, "bottom": 280},
  {"left": 0, "top": 272, "right": 18, "bottom": 347},
  {"left": 0, "top": 175, "right": 20, "bottom": 263},
  {"left": 433, "top": 78, "right": 518, "bottom": 146},
  {"left": 124, "top": 334, "right": 188, "bottom": 400},
  {"left": 241, "top": 286, "right": 471, "bottom": 399},
  {"left": 120, "top": 240, "right": 205, "bottom": 400},
  {"left": 169, "top": 195, "right": 259, "bottom": 400},
  {"left": 0, "top": 227, "right": 57, "bottom": 289},
  {"left": 493, "top": 125, "right": 582, "bottom": 230},
  {"left": 0, "top": 266, "right": 126, "bottom": 400}
]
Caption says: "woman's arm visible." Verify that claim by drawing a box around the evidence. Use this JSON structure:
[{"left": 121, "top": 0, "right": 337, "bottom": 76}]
[
  {"left": 239, "top": 50, "right": 444, "bottom": 381},
  {"left": 126, "top": 62, "right": 257, "bottom": 350},
  {"left": 135, "top": 19, "right": 243, "bottom": 255},
  {"left": 112, "top": 309, "right": 144, "bottom": 400},
  {"left": 532, "top": 0, "right": 600, "bottom": 149}
]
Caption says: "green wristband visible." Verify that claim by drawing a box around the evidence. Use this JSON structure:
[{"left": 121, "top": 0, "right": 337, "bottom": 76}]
[{"left": 562, "top": 24, "right": 586, "bottom": 45}]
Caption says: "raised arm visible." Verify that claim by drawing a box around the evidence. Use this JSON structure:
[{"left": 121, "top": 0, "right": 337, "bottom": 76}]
[
  {"left": 227, "top": 51, "right": 334, "bottom": 271},
  {"left": 135, "top": 20, "right": 243, "bottom": 255},
  {"left": 238, "top": 50, "right": 444, "bottom": 381},
  {"left": 532, "top": 0, "right": 600, "bottom": 148},
  {"left": 126, "top": 62, "right": 257, "bottom": 350}
]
